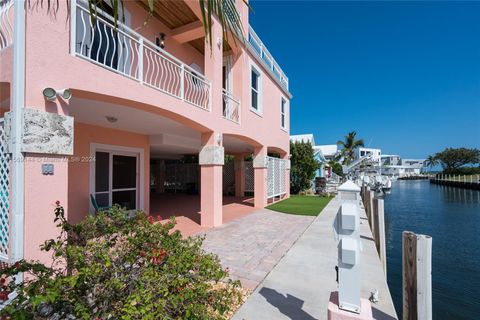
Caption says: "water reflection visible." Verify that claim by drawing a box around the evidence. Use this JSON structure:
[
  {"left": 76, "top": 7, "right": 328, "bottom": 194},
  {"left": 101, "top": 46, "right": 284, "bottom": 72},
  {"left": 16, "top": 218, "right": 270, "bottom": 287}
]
[
  {"left": 384, "top": 180, "right": 480, "bottom": 320},
  {"left": 436, "top": 184, "right": 480, "bottom": 204}
]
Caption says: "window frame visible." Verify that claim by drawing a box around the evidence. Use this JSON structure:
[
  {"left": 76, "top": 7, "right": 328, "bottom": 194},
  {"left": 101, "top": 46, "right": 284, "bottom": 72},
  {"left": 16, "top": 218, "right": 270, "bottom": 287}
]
[
  {"left": 280, "top": 97, "right": 287, "bottom": 131},
  {"left": 250, "top": 63, "right": 263, "bottom": 116}
]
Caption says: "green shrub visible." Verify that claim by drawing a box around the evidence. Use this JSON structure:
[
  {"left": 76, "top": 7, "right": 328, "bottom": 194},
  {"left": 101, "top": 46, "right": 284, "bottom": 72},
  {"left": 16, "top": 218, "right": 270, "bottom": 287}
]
[{"left": 0, "top": 205, "right": 241, "bottom": 319}]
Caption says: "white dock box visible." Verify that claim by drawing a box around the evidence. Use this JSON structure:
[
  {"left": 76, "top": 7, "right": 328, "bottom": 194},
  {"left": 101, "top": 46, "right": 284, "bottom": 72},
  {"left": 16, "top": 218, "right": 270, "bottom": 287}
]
[
  {"left": 341, "top": 203, "right": 358, "bottom": 231},
  {"left": 340, "top": 238, "right": 358, "bottom": 266}
]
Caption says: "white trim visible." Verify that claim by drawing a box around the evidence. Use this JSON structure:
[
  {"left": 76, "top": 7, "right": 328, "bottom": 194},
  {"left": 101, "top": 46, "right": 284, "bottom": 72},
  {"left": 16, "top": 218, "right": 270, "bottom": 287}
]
[
  {"left": 250, "top": 60, "right": 263, "bottom": 116},
  {"left": 89, "top": 143, "right": 145, "bottom": 214},
  {"left": 222, "top": 57, "right": 233, "bottom": 92},
  {"left": 10, "top": 0, "right": 26, "bottom": 265}
]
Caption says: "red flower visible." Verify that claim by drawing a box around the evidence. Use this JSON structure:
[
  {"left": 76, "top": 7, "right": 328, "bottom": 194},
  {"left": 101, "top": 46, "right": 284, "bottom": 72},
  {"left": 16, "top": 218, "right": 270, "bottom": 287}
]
[
  {"left": 13, "top": 262, "right": 20, "bottom": 269},
  {"left": 148, "top": 216, "right": 155, "bottom": 224},
  {"left": 55, "top": 200, "right": 60, "bottom": 206},
  {"left": 0, "top": 291, "right": 8, "bottom": 301},
  {"left": 209, "top": 296, "right": 213, "bottom": 304},
  {"left": 156, "top": 215, "right": 162, "bottom": 222},
  {"left": 0, "top": 278, "right": 5, "bottom": 285}
]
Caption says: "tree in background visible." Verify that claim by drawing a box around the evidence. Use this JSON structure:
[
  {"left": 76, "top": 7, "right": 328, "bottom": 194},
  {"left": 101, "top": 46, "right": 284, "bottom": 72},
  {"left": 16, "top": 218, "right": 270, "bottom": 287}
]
[
  {"left": 434, "top": 147, "right": 480, "bottom": 172},
  {"left": 424, "top": 155, "right": 439, "bottom": 173},
  {"left": 290, "top": 141, "right": 321, "bottom": 194},
  {"left": 336, "top": 131, "right": 365, "bottom": 165}
]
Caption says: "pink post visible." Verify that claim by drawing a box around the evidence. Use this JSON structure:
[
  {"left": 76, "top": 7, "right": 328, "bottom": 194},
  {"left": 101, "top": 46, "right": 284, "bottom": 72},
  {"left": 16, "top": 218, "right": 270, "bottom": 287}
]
[
  {"left": 200, "top": 132, "right": 223, "bottom": 227},
  {"left": 253, "top": 146, "right": 268, "bottom": 208},
  {"left": 328, "top": 292, "right": 373, "bottom": 320}
]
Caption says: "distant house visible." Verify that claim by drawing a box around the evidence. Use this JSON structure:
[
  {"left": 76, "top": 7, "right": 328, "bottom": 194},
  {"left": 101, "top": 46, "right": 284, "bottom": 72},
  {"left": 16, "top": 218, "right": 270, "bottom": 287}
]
[
  {"left": 381, "top": 156, "right": 426, "bottom": 177},
  {"left": 290, "top": 134, "right": 338, "bottom": 179}
]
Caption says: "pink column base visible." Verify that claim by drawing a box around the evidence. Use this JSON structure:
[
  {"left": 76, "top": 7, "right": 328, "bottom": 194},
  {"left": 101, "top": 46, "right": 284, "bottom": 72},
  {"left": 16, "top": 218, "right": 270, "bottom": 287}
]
[
  {"left": 327, "top": 292, "right": 373, "bottom": 320},
  {"left": 200, "top": 165, "right": 223, "bottom": 227}
]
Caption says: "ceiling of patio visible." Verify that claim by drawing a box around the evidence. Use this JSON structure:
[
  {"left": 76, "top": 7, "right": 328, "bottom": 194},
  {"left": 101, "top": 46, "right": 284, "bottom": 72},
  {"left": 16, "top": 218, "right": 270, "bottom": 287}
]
[
  {"left": 223, "top": 135, "right": 255, "bottom": 155},
  {"left": 68, "top": 98, "right": 256, "bottom": 158},
  {"left": 68, "top": 97, "right": 201, "bottom": 158}
]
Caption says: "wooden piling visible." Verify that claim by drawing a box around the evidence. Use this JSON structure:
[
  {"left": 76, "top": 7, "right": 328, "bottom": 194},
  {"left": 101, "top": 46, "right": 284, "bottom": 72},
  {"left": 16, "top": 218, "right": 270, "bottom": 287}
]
[
  {"left": 373, "top": 198, "right": 387, "bottom": 275},
  {"left": 403, "top": 231, "right": 432, "bottom": 320}
]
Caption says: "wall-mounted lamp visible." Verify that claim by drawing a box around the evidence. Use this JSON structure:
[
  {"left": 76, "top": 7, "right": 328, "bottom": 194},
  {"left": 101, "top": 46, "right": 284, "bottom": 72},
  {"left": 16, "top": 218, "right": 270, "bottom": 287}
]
[
  {"left": 42, "top": 88, "right": 72, "bottom": 101},
  {"left": 156, "top": 32, "right": 166, "bottom": 49}
]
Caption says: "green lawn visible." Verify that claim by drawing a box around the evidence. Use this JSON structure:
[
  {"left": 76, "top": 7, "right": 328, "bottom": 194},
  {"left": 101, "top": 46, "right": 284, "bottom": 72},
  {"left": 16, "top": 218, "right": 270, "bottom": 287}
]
[{"left": 266, "top": 195, "right": 333, "bottom": 216}]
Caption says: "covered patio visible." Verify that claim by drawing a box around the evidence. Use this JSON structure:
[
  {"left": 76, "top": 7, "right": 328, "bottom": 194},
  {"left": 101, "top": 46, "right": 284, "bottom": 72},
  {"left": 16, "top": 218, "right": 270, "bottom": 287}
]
[{"left": 150, "top": 194, "right": 256, "bottom": 236}]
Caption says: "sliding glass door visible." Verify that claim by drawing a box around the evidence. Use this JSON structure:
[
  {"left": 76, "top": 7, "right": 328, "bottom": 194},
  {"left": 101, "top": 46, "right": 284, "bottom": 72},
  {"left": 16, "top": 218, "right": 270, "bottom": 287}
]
[{"left": 94, "top": 151, "right": 139, "bottom": 210}]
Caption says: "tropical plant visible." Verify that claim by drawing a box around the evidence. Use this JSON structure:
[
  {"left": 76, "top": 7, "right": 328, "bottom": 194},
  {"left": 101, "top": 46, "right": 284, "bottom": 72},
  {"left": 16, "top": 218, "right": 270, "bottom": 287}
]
[
  {"left": 0, "top": 205, "right": 242, "bottom": 319},
  {"left": 336, "top": 131, "right": 365, "bottom": 165},
  {"left": 290, "top": 141, "right": 321, "bottom": 194},
  {"left": 424, "top": 155, "right": 439, "bottom": 173}
]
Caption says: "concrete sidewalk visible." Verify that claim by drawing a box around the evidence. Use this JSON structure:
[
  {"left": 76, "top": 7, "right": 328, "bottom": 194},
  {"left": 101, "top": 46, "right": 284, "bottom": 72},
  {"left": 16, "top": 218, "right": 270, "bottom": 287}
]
[{"left": 232, "top": 197, "right": 398, "bottom": 320}]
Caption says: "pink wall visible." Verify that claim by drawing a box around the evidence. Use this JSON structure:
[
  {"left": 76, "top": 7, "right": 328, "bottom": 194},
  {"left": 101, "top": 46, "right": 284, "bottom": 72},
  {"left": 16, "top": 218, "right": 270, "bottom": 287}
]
[
  {"left": 68, "top": 122, "right": 150, "bottom": 224},
  {"left": 17, "top": 0, "right": 290, "bottom": 261},
  {"left": 21, "top": 1, "right": 290, "bottom": 155}
]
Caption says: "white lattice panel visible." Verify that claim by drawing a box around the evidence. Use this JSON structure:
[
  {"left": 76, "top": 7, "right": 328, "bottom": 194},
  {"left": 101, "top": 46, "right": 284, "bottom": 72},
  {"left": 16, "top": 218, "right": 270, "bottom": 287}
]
[
  {"left": 267, "top": 157, "right": 287, "bottom": 198},
  {"left": 0, "top": 119, "right": 10, "bottom": 262},
  {"left": 244, "top": 161, "right": 254, "bottom": 192}
]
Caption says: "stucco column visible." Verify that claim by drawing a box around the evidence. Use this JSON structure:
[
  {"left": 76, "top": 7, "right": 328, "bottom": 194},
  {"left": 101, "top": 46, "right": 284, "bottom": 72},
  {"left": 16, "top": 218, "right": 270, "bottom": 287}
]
[
  {"left": 234, "top": 154, "right": 246, "bottom": 197},
  {"left": 199, "top": 132, "right": 224, "bottom": 227},
  {"left": 253, "top": 146, "right": 268, "bottom": 208}
]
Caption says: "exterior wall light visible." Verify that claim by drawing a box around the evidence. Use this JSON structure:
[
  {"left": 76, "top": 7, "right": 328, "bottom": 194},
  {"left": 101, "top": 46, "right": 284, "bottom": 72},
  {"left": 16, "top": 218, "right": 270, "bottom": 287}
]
[
  {"left": 156, "top": 32, "right": 166, "bottom": 49},
  {"left": 42, "top": 88, "right": 72, "bottom": 101}
]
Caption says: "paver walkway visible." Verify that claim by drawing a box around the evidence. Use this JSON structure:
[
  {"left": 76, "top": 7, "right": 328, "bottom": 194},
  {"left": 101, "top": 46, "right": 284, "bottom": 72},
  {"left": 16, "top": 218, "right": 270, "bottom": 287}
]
[
  {"left": 233, "top": 197, "right": 398, "bottom": 320},
  {"left": 200, "top": 209, "right": 315, "bottom": 290}
]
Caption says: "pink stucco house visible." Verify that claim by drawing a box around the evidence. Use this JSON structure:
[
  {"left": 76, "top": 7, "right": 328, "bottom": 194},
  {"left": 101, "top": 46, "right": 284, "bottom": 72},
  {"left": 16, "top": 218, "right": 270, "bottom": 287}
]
[{"left": 0, "top": 0, "right": 291, "bottom": 263}]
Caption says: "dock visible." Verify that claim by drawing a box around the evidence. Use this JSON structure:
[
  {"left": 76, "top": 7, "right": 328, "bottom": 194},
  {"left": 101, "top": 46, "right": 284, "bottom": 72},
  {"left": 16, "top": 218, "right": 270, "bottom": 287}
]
[
  {"left": 232, "top": 197, "right": 397, "bottom": 320},
  {"left": 430, "top": 174, "right": 480, "bottom": 190}
]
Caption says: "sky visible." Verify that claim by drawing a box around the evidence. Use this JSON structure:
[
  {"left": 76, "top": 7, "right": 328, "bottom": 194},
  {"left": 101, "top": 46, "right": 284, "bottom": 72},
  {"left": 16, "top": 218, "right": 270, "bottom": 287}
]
[{"left": 248, "top": 1, "right": 480, "bottom": 159}]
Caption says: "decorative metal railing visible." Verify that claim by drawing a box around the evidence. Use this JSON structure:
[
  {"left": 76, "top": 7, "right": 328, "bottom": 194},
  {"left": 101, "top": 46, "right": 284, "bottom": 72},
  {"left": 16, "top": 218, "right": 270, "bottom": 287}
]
[
  {"left": 72, "top": 0, "right": 211, "bottom": 110},
  {"left": 267, "top": 156, "right": 287, "bottom": 198},
  {"left": 222, "top": 89, "right": 240, "bottom": 124},
  {"left": 0, "top": 0, "right": 14, "bottom": 53},
  {"left": 248, "top": 26, "right": 289, "bottom": 90}
]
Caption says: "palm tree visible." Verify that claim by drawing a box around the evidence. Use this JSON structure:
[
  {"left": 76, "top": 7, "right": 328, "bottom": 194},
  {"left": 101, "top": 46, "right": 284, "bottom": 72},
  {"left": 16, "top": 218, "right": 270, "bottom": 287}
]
[
  {"left": 425, "top": 155, "right": 439, "bottom": 173},
  {"left": 336, "top": 131, "right": 365, "bottom": 165}
]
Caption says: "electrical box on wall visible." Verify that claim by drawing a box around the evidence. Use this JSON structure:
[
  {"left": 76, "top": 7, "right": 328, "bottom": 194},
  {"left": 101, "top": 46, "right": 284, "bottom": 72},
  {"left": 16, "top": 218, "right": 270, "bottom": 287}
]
[{"left": 42, "top": 164, "right": 54, "bottom": 175}]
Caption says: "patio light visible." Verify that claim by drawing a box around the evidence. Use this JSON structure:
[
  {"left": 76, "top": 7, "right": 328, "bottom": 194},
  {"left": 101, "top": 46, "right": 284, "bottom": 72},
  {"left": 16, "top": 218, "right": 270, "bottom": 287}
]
[
  {"left": 42, "top": 88, "right": 72, "bottom": 101},
  {"left": 156, "top": 33, "right": 166, "bottom": 49}
]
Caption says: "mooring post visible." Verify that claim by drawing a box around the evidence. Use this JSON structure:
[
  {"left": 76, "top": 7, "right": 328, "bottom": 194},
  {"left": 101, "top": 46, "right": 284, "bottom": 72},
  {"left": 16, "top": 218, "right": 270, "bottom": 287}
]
[
  {"left": 373, "top": 198, "right": 387, "bottom": 275},
  {"left": 368, "top": 192, "right": 374, "bottom": 233},
  {"left": 403, "top": 231, "right": 432, "bottom": 320}
]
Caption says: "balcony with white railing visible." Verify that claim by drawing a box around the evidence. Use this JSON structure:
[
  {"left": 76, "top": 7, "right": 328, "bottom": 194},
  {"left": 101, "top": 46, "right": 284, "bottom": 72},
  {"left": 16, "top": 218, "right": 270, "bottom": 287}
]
[
  {"left": 248, "top": 26, "right": 289, "bottom": 90},
  {"left": 72, "top": 0, "right": 211, "bottom": 111},
  {"left": 222, "top": 89, "right": 240, "bottom": 124},
  {"left": 0, "top": 0, "right": 14, "bottom": 53}
]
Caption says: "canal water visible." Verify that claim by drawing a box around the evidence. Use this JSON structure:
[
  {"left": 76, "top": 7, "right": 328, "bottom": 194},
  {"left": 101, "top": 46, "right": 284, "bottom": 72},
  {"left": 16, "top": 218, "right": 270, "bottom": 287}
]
[{"left": 384, "top": 180, "right": 480, "bottom": 320}]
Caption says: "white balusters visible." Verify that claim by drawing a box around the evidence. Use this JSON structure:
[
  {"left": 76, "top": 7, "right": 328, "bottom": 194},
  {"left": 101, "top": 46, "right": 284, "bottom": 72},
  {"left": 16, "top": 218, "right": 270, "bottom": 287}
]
[
  {"left": 222, "top": 89, "right": 240, "bottom": 123},
  {"left": 72, "top": 0, "right": 211, "bottom": 111}
]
